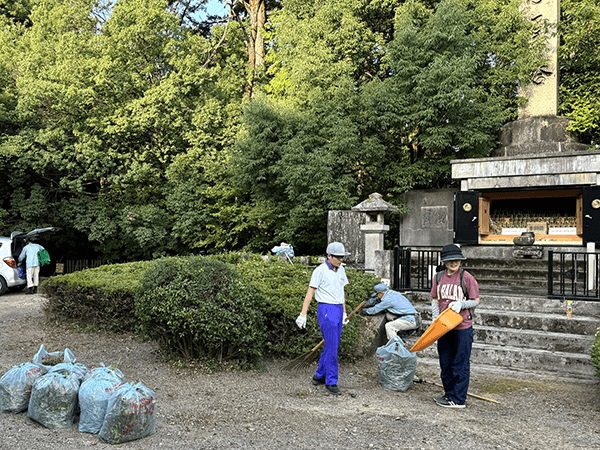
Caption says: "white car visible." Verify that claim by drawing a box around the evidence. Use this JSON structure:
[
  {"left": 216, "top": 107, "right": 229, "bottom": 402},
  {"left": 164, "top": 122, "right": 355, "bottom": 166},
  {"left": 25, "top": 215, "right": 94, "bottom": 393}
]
[{"left": 0, "top": 227, "right": 60, "bottom": 295}]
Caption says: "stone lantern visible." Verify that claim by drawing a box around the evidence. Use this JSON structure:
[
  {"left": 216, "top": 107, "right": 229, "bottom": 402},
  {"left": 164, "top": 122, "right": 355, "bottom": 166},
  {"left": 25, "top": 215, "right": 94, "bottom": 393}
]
[{"left": 352, "top": 193, "right": 398, "bottom": 272}]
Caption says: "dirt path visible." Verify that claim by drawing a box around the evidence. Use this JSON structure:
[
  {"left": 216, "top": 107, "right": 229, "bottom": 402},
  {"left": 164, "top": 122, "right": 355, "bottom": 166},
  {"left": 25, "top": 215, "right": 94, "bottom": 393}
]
[{"left": 0, "top": 290, "right": 599, "bottom": 449}]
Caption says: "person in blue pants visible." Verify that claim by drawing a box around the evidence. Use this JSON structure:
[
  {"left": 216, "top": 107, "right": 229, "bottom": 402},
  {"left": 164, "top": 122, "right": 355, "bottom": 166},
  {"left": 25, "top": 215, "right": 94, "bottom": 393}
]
[
  {"left": 296, "top": 242, "right": 350, "bottom": 395},
  {"left": 430, "top": 244, "right": 480, "bottom": 408}
]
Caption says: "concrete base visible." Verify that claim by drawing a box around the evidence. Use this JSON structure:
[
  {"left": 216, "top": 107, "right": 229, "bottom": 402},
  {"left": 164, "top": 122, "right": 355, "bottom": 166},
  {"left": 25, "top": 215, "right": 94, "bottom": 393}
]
[
  {"left": 494, "top": 116, "right": 588, "bottom": 158},
  {"left": 513, "top": 245, "right": 543, "bottom": 259}
]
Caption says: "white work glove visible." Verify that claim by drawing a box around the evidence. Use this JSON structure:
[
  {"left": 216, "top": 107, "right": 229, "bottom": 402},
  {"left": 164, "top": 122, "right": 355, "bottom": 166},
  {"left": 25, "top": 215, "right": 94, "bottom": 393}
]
[
  {"left": 295, "top": 314, "right": 307, "bottom": 329},
  {"left": 431, "top": 300, "right": 440, "bottom": 320},
  {"left": 449, "top": 301, "right": 462, "bottom": 313},
  {"left": 342, "top": 313, "right": 348, "bottom": 326}
]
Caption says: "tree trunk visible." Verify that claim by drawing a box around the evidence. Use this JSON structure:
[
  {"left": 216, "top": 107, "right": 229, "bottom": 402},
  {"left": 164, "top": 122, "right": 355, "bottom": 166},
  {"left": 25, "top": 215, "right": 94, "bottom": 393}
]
[{"left": 244, "top": 0, "right": 266, "bottom": 97}]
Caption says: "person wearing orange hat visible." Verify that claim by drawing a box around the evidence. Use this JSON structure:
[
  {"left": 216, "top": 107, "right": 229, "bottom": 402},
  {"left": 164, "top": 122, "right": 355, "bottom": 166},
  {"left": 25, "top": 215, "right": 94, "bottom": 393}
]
[{"left": 430, "top": 244, "right": 479, "bottom": 408}]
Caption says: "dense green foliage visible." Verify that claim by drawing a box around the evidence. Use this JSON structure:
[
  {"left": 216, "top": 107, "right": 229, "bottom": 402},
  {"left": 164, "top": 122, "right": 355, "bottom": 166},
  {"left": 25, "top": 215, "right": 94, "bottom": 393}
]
[
  {"left": 136, "top": 256, "right": 267, "bottom": 363},
  {"left": 0, "top": 0, "right": 595, "bottom": 259},
  {"left": 41, "top": 255, "right": 380, "bottom": 364},
  {"left": 559, "top": 0, "right": 600, "bottom": 147},
  {"left": 42, "top": 260, "right": 155, "bottom": 331}
]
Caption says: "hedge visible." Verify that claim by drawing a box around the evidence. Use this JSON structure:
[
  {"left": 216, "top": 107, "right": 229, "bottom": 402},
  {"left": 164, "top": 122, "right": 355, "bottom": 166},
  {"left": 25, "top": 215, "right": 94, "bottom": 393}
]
[
  {"left": 41, "top": 254, "right": 380, "bottom": 364},
  {"left": 42, "top": 260, "right": 156, "bottom": 332},
  {"left": 135, "top": 256, "right": 266, "bottom": 364}
]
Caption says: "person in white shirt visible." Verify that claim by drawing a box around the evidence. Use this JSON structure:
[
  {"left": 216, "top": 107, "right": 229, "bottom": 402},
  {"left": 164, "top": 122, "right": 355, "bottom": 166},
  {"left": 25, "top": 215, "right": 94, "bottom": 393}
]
[{"left": 296, "top": 242, "right": 350, "bottom": 395}]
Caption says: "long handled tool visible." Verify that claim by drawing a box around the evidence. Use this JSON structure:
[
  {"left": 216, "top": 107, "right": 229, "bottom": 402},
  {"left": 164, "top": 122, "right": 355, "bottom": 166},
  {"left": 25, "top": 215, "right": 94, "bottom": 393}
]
[
  {"left": 413, "top": 377, "right": 499, "bottom": 404},
  {"left": 283, "top": 299, "right": 367, "bottom": 371}
]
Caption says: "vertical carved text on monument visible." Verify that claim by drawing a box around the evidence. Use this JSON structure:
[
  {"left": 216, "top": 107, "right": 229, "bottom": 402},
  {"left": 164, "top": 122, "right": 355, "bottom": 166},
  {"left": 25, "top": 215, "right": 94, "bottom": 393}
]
[{"left": 518, "top": 0, "right": 559, "bottom": 118}]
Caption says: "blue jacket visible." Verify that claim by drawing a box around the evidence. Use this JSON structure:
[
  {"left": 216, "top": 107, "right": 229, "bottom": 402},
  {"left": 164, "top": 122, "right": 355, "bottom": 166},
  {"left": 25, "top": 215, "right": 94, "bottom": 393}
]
[
  {"left": 18, "top": 243, "right": 45, "bottom": 268},
  {"left": 363, "top": 290, "right": 418, "bottom": 321}
]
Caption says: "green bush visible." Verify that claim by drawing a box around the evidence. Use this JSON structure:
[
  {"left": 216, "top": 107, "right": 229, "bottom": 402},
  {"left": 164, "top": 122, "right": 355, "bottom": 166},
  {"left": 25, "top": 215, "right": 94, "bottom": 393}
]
[
  {"left": 592, "top": 327, "right": 600, "bottom": 379},
  {"left": 42, "top": 253, "right": 381, "bottom": 365},
  {"left": 135, "top": 256, "right": 266, "bottom": 365},
  {"left": 233, "top": 257, "right": 379, "bottom": 359},
  {"left": 42, "top": 261, "right": 156, "bottom": 332}
]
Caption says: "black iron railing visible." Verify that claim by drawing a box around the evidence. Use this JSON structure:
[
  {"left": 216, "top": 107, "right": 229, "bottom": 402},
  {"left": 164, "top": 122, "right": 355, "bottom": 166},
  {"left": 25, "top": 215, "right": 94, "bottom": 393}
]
[
  {"left": 548, "top": 250, "right": 600, "bottom": 301},
  {"left": 393, "top": 246, "right": 442, "bottom": 292}
]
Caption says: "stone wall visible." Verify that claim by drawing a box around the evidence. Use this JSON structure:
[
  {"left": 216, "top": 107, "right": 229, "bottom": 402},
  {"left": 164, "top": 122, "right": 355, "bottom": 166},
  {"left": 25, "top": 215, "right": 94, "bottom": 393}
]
[
  {"left": 400, "top": 188, "right": 455, "bottom": 247},
  {"left": 327, "top": 210, "right": 366, "bottom": 267}
]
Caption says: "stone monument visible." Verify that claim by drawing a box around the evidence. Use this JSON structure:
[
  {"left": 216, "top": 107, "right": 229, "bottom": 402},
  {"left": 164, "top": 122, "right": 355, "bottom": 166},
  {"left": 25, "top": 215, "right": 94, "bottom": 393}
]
[
  {"left": 493, "top": 0, "right": 588, "bottom": 158},
  {"left": 351, "top": 193, "right": 398, "bottom": 273},
  {"left": 518, "top": 0, "right": 559, "bottom": 119},
  {"left": 452, "top": 0, "right": 599, "bottom": 200}
]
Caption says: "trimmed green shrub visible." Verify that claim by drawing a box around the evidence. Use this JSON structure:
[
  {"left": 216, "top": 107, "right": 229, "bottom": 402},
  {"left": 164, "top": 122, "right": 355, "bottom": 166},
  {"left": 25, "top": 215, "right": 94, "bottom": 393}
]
[
  {"left": 135, "top": 256, "right": 266, "bottom": 365},
  {"left": 592, "top": 327, "right": 600, "bottom": 379},
  {"left": 232, "top": 256, "right": 379, "bottom": 359},
  {"left": 42, "top": 253, "right": 380, "bottom": 365},
  {"left": 42, "top": 261, "right": 156, "bottom": 332}
]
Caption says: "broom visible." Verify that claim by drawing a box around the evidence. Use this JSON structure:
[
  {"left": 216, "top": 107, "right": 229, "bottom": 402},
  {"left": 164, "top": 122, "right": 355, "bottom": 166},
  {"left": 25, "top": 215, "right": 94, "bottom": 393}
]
[
  {"left": 413, "top": 377, "right": 499, "bottom": 404},
  {"left": 283, "top": 299, "right": 367, "bottom": 370}
]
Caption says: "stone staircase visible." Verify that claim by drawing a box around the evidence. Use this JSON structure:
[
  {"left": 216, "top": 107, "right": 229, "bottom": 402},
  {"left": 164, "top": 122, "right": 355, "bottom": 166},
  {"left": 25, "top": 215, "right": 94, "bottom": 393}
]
[{"left": 402, "top": 290, "right": 600, "bottom": 381}]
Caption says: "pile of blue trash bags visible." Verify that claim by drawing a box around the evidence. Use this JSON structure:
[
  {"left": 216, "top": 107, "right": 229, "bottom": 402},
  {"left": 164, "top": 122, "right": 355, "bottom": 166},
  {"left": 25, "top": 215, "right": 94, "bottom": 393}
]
[{"left": 0, "top": 344, "right": 156, "bottom": 445}]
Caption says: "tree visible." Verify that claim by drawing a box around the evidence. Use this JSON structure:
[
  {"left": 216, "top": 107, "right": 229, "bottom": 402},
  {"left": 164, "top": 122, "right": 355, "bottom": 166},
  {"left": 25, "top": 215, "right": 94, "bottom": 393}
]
[
  {"left": 233, "top": 0, "right": 398, "bottom": 254},
  {"left": 234, "top": 0, "right": 545, "bottom": 254},
  {"left": 0, "top": 0, "right": 250, "bottom": 260},
  {"left": 559, "top": 0, "right": 600, "bottom": 147},
  {"left": 358, "top": 0, "right": 546, "bottom": 194}
]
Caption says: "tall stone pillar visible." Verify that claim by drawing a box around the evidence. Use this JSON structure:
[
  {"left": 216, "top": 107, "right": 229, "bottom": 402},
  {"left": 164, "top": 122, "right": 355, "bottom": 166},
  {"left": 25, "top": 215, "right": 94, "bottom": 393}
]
[{"left": 519, "top": 0, "right": 559, "bottom": 118}]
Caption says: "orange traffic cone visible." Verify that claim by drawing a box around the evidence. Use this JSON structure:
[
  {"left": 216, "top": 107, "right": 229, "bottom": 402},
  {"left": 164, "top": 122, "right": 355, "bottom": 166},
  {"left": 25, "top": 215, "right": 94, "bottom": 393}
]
[{"left": 410, "top": 308, "right": 463, "bottom": 352}]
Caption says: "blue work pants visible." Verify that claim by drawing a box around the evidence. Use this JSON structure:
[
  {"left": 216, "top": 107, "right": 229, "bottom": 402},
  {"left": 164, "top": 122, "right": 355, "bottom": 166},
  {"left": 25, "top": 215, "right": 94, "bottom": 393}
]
[
  {"left": 315, "top": 303, "right": 343, "bottom": 386},
  {"left": 437, "top": 327, "right": 474, "bottom": 405}
]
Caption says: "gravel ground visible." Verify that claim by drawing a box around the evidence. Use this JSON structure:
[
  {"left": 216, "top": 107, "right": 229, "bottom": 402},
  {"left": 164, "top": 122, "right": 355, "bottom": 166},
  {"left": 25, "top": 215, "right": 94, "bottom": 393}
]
[{"left": 0, "top": 289, "right": 599, "bottom": 450}]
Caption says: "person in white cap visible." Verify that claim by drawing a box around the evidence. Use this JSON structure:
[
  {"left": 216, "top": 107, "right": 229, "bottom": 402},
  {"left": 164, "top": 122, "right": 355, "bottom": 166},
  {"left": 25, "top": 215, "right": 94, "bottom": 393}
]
[
  {"left": 361, "top": 283, "right": 420, "bottom": 340},
  {"left": 296, "top": 242, "right": 350, "bottom": 395}
]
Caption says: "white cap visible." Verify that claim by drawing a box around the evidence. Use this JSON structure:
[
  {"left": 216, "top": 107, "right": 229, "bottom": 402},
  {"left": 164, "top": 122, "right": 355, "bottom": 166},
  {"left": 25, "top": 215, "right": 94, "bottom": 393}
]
[{"left": 326, "top": 242, "right": 350, "bottom": 256}]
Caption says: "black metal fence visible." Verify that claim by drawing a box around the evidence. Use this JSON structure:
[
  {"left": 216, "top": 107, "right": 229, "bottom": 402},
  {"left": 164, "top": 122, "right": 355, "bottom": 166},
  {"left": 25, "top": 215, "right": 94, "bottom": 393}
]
[
  {"left": 548, "top": 250, "right": 600, "bottom": 301},
  {"left": 393, "top": 246, "right": 442, "bottom": 293},
  {"left": 394, "top": 246, "right": 600, "bottom": 301},
  {"left": 54, "top": 259, "right": 103, "bottom": 275}
]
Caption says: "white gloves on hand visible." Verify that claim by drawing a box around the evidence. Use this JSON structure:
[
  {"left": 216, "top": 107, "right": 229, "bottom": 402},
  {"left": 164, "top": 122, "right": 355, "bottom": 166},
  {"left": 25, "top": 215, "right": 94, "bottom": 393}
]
[
  {"left": 342, "top": 313, "right": 348, "bottom": 326},
  {"left": 431, "top": 300, "right": 440, "bottom": 320},
  {"left": 296, "top": 314, "right": 307, "bottom": 329},
  {"left": 449, "top": 301, "right": 462, "bottom": 313}
]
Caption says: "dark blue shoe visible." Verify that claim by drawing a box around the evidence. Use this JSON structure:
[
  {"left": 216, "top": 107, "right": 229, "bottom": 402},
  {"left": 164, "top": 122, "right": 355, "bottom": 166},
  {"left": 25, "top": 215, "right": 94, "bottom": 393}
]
[
  {"left": 312, "top": 375, "right": 325, "bottom": 386},
  {"left": 326, "top": 384, "right": 341, "bottom": 395}
]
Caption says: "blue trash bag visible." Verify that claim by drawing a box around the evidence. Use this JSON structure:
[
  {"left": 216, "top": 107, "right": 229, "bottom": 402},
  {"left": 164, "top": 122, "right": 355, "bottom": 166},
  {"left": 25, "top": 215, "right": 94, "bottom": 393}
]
[
  {"left": 27, "top": 372, "right": 80, "bottom": 429},
  {"left": 99, "top": 382, "right": 157, "bottom": 444},
  {"left": 271, "top": 242, "right": 294, "bottom": 259},
  {"left": 375, "top": 336, "right": 417, "bottom": 392},
  {"left": 32, "top": 344, "right": 77, "bottom": 374},
  {"left": 49, "top": 362, "right": 88, "bottom": 384},
  {"left": 0, "top": 362, "right": 43, "bottom": 413},
  {"left": 79, "top": 376, "right": 124, "bottom": 434},
  {"left": 83, "top": 363, "right": 125, "bottom": 384}
]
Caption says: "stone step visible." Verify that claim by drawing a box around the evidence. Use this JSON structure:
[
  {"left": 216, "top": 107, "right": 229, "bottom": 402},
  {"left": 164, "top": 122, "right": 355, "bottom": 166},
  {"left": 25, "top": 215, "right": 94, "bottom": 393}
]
[
  {"left": 413, "top": 343, "right": 594, "bottom": 378},
  {"left": 414, "top": 310, "right": 598, "bottom": 336},
  {"left": 406, "top": 323, "right": 593, "bottom": 354},
  {"left": 413, "top": 356, "right": 594, "bottom": 383},
  {"left": 470, "top": 325, "right": 592, "bottom": 354},
  {"left": 477, "top": 310, "right": 598, "bottom": 335},
  {"left": 411, "top": 292, "right": 600, "bottom": 316}
]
